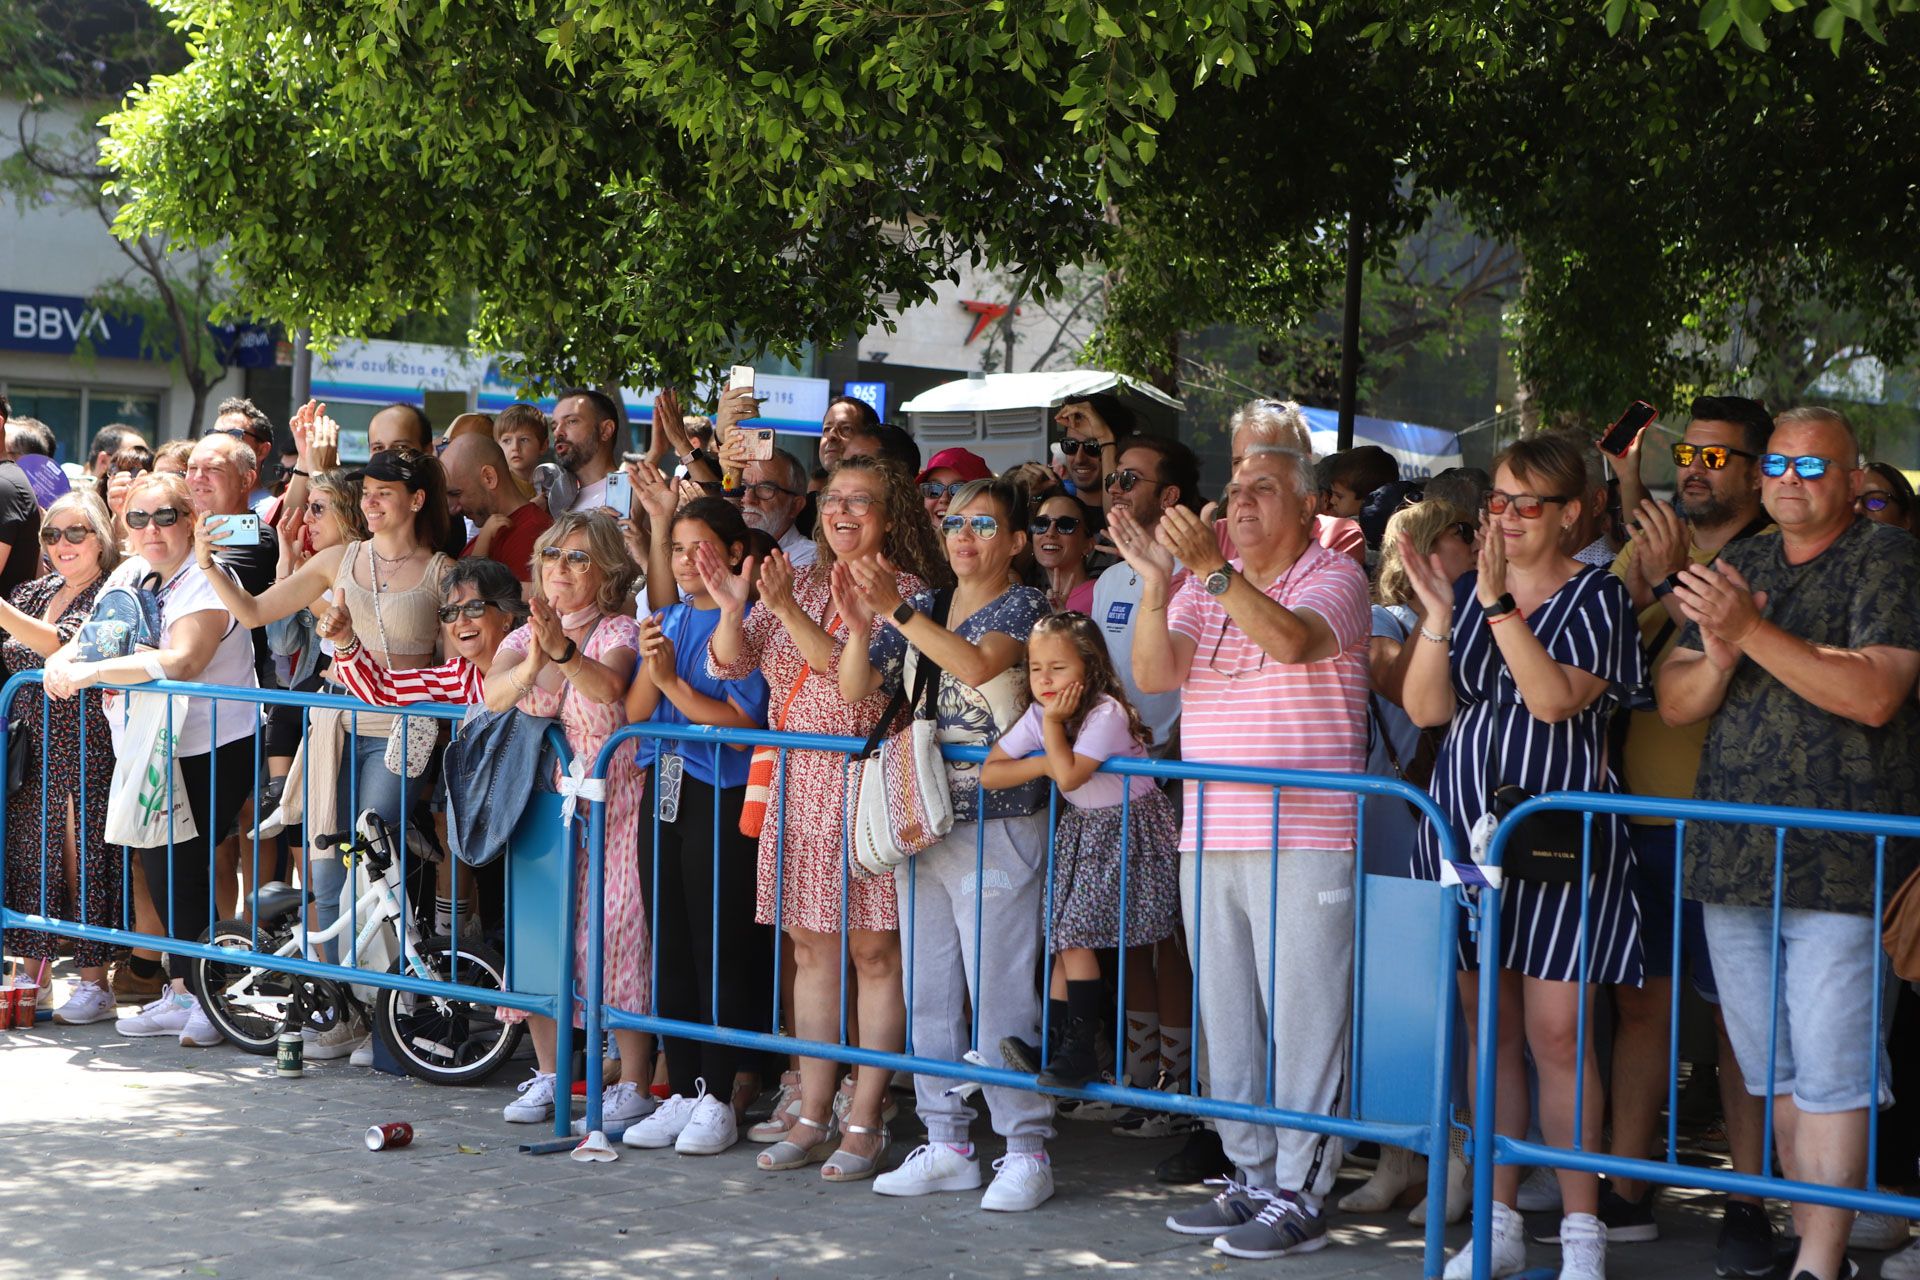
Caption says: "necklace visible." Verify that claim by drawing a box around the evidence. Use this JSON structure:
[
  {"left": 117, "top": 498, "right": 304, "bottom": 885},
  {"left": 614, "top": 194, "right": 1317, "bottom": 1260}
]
[{"left": 367, "top": 545, "right": 396, "bottom": 663}]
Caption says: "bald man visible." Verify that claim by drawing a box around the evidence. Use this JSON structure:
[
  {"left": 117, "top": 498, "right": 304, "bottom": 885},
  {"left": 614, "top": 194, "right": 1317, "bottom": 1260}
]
[{"left": 443, "top": 432, "right": 551, "bottom": 580}]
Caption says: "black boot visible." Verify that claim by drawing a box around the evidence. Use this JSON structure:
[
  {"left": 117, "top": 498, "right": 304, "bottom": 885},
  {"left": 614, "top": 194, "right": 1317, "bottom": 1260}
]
[
  {"left": 1155, "top": 1126, "right": 1232, "bottom": 1184},
  {"left": 1038, "top": 1014, "right": 1101, "bottom": 1088},
  {"left": 1000, "top": 997, "right": 1069, "bottom": 1074}
]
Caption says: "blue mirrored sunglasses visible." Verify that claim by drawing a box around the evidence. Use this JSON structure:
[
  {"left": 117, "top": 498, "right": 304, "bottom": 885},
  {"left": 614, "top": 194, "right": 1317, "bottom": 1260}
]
[{"left": 1759, "top": 453, "right": 1832, "bottom": 479}]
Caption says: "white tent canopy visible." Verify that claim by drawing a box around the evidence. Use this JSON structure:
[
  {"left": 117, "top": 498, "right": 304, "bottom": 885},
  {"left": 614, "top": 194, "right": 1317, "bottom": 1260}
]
[{"left": 899, "top": 370, "right": 1183, "bottom": 415}]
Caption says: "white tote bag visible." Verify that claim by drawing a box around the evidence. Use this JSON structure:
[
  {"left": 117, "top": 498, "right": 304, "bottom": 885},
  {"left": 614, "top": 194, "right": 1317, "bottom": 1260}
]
[{"left": 104, "top": 690, "right": 201, "bottom": 848}]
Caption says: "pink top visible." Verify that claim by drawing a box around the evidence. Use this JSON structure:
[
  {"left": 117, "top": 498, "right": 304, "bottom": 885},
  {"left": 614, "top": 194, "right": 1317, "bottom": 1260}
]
[
  {"left": 1215, "top": 513, "right": 1366, "bottom": 567},
  {"left": 1166, "top": 542, "right": 1371, "bottom": 852},
  {"left": 995, "top": 695, "right": 1157, "bottom": 809}
]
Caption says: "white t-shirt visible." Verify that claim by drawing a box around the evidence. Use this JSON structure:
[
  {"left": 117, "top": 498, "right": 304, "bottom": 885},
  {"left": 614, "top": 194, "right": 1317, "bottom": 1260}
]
[
  {"left": 1092, "top": 559, "right": 1183, "bottom": 752},
  {"left": 569, "top": 474, "right": 609, "bottom": 516},
  {"left": 777, "top": 523, "right": 818, "bottom": 569},
  {"left": 110, "top": 557, "right": 260, "bottom": 756}
]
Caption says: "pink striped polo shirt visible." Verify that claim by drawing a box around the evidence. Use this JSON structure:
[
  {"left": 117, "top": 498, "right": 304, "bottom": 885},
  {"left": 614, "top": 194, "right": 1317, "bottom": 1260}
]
[{"left": 1166, "top": 542, "right": 1372, "bottom": 853}]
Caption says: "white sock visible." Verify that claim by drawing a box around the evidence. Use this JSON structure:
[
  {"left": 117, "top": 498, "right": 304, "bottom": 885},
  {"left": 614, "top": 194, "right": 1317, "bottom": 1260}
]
[
  {"left": 1123, "top": 1010, "right": 1158, "bottom": 1084},
  {"left": 1158, "top": 1024, "right": 1192, "bottom": 1085}
]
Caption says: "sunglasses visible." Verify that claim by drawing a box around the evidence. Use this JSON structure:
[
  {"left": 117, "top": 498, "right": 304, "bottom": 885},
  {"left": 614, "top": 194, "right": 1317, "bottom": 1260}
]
[
  {"left": 538, "top": 547, "right": 594, "bottom": 569},
  {"left": 1104, "top": 469, "right": 1159, "bottom": 493},
  {"left": 1859, "top": 492, "right": 1899, "bottom": 513},
  {"left": 305, "top": 500, "right": 332, "bottom": 519},
  {"left": 437, "top": 599, "right": 511, "bottom": 623},
  {"left": 1029, "top": 516, "right": 1083, "bottom": 535},
  {"left": 1058, "top": 437, "right": 1113, "bottom": 457},
  {"left": 1485, "top": 490, "right": 1570, "bottom": 519},
  {"left": 1760, "top": 453, "right": 1832, "bottom": 479},
  {"left": 1446, "top": 521, "right": 1478, "bottom": 544},
  {"left": 724, "top": 481, "right": 798, "bottom": 502},
  {"left": 40, "top": 526, "right": 95, "bottom": 546},
  {"left": 125, "top": 507, "right": 185, "bottom": 529},
  {"left": 1672, "top": 443, "right": 1758, "bottom": 470},
  {"left": 920, "top": 481, "right": 967, "bottom": 500},
  {"left": 941, "top": 514, "right": 1001, "bottom": 539}
]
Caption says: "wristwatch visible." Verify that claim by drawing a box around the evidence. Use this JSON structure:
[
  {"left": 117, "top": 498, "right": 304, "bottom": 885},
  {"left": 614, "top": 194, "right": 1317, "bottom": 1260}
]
[
  {"left": 1484, "top": 592, "right": 1518, "bottom": 620},
  {"left": 1651, "top": 573, "right": 1682, "bottom": 600},
  {"left": 1202, "top": 567, "right": 1236, "bottom": 597},
  {"left": 891, "top": 601, "right": 916, "bottom": 626}
]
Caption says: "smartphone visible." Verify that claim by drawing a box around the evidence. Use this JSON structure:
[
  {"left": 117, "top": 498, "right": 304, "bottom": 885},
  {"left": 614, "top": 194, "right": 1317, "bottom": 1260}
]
[
  {"left": 741, "top": 427, "right": 775, "bottom": 461},
  {"left": 1598, "top": 401, "right": 1658, "bottom": 458},
  {"left": 728, "top": 364, "right": 756, "bottom": 393},
  {"left": 602, "top": 471, "right": 635, "bottom": 519},
  {"left": 206, "top": 513, "right": 261, "bottom": 547}
]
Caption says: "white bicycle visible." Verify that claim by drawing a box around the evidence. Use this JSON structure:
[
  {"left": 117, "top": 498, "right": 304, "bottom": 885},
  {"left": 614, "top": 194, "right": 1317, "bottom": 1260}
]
[{"left": 191, "top": 810, "right": 523, "bottom": 1084}]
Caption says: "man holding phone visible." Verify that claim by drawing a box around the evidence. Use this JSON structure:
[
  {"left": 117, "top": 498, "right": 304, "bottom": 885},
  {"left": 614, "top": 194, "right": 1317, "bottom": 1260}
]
[
  {"left": 188, "top": 435, "right": 280, "bottom": 677},
  {"left": 551, "top": 388, "right": 625, "bottom": 515}
]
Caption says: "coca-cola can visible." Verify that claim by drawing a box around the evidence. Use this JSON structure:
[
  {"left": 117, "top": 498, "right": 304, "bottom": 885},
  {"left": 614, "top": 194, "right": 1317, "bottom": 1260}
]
[
  {"left": 0, "top": 991, "right": 14, "bottom": 1030},
  {"left": 365, "top": 1122, "right": 414, "bottom": 1151},
  {"left": 11, "top": 985, "right": 36, "bottom": 1028}
]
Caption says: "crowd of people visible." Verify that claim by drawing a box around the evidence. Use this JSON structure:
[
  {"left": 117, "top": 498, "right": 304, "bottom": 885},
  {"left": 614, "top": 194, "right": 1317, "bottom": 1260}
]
[{"left": 2, "top": 385, "right": 1918, "bottom": 1280}]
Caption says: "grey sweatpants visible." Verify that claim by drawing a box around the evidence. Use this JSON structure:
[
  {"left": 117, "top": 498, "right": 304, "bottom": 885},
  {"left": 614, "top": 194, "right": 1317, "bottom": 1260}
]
[
  {"left": 1182, "top": 848, "right": 1354, "bottom": 1206},
  {"left": 895, "top": 813, "right": 1057, "bottom": 1153}
]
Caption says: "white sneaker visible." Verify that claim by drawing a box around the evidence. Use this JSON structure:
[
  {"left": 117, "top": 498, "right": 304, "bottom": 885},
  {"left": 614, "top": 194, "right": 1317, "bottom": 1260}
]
[
  {"left": 1884, "top": 1236, "right": 1920, "bottom": 1280},
  {"left": 115, "top": 990, "right": 194, "bottom": 1037},
  {"left": 980, "top": 1152, "right": 1054, "bottom": 1212},
  {"left": 503, "top": 1071, "right": 557, "bottom": 1123},
  {"left": 873, "top": 1143, "right": 982, "bottom": 1197},
  {"left": 303, "top": 1017, "right": 367, "bottom": 1061},
  {"left": 625, "top": 1088, "right": 703, "bottom": 1149},
  {"left": 675, "top": 1092, "right": 739, "bottom": 1156},
  {"left": 1409, "top": 1152, "right": 1471, "bottom": 1226},
  {"left": 179, "top": 997, "right": 224, "bottom": 1047},
  {"left": 1445, "top": 1200, "right": 1527, "bottom": 1280},
  {"left": 1516, "top": 1165, "right": 1563, "bottom": 1213},
  {"left": 52, "top": 979, "right": 115, "bottom": 1026},
  {"left": 1557, "top": 1211, "right": 1607, "bottom": 1280},
  {"left": 571, "top": 1081, "right": 657, "bottom": 1135},
  {"left": 1849, "top": 1211, "right": 1912, "bottom": 1251},
  {"left": 349, "top": 1039, "right": 375, "bottom": 1067}
]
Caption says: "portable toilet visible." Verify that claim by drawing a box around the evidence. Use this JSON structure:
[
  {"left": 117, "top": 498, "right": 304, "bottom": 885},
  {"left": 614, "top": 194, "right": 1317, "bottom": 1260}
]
[{"left": 900, "top": 371, "right": 1183, "bottom": 473}]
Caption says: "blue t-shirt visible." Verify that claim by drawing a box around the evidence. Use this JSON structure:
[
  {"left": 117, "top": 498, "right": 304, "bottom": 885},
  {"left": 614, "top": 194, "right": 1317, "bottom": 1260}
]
[{"left": 637, "top": 602, "right": 771, "bottom": 789}]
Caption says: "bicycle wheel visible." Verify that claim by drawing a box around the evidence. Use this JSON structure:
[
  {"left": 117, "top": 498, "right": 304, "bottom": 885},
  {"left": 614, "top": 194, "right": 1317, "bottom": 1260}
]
[
  {"left": 193, "top": 919, "right": 347, "bottom": 1054},
  {"left": 372, "top": 936, "right": 523, "bottom": 1085}
]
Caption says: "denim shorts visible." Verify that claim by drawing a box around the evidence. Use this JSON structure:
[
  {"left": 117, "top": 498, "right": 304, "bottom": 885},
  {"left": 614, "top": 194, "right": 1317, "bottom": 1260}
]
[
  {"left": 1702, "top": 903, "right": 1896, "bottom": 1114},
  {"left": 1627, "top": 824, "right": 1718, "bottom": 1000}
]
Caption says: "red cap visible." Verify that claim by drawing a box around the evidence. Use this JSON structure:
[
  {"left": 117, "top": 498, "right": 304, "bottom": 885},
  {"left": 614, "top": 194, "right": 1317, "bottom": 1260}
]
[{"left": 918, "top": 448, "right": 992, "bottom": 485}]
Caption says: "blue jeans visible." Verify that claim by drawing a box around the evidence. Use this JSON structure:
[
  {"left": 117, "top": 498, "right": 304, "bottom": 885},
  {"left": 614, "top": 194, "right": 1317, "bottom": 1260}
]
[{"left": 307, "top": 731, "right": 430, "bottom": 962}]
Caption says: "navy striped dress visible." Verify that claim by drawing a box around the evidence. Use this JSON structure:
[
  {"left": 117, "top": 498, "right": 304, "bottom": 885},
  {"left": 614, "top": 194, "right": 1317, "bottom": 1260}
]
[{"left": 1413, "top": 567, "right": 1645, "bottom": 985}]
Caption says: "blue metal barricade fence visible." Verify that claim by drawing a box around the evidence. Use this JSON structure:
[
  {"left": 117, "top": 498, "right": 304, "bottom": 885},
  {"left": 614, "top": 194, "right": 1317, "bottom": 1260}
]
[
  {"left": 1467, "top": 791, "right": 1920, "bottom": 1279},
  {"left": 0, "top": 671, "right": 579, "bottom": 1133},
  {"left": 576, "top": 720, "right": 1475, "bottom": 1278}
]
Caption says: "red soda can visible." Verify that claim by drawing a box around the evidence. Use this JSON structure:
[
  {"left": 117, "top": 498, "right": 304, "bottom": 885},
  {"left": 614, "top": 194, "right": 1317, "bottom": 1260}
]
[
  {"left": 14, "top": 984, "right": 37, "bottom": 1026},
  {"left": 0, "top": 990, "right": 14, "bottom": 1030},
  {"left": 365, "top": 1122, "right": 414, "bottom": 1151}
]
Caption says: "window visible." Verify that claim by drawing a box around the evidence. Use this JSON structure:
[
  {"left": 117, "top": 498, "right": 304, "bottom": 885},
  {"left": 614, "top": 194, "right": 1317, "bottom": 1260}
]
[{"left": 1, "top": 382, "right": 161, "bottom": 462}]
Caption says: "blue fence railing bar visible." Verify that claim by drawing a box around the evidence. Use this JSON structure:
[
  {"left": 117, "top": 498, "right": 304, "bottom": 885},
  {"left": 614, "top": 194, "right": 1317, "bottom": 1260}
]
[{"left": 1467, "top": 790, "right": 1920, "bottom": 1280}]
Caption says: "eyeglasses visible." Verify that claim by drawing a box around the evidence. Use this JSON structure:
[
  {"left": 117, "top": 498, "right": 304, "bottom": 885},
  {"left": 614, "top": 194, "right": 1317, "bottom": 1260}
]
[
  {"left": 1672, "top": 443, "right": 1758, "bottom": 470},
  {"left": 941, "top": 514, "right": 1000, "bottom": 540},
  {"left": 538, "top": 547, "right": 594, "bottom": 569},
  {"left": 820, "top": 492, "right": 877, "bottom": 515},
  {"left": 1858, "top": 492, "right": 1899, "bottom": 513},
  {"left": 1760, "top": 453, "right": 1833, "bottom": 479},
  {"left": 40, "top": 526, "right": 94, "bottom": 546},
  {"left": 725, "top": 481, "right": 798, "bottom": 502},
  {"left": 1058, "top": 437, "right": 1113, "bottom": 457},
  {"left": 919, "top": 481, "right": 967, "bottom": 501},
  {"left": 1207, "top": 619, "right": 1267, "bottom": 680},
  {"left": 1029, "top": 516, "right": 1083, "bottom": 535},
  {"left": 305, "top": 500, "right": 331, "bottom": 519},
  {"left": 125, "top": 507, "right": 184, "bottom": 529},
  {"left": 437, "top": 599, "right": 510, "bottom": 623},
  {"left": 1104, "top": 468, "right": 1160, "bottom": 494},
  {"left": 213, "top": 426, "right": 267, "bottom": 445},
  {"left": 1485, "top": 490, "right": 1570, "bottom": 519}
]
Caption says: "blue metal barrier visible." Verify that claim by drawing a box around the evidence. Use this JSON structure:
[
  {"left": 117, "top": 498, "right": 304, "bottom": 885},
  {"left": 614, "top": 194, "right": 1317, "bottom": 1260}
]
[
  {"left": 1467, "top": 791, "right": 1920, "bottom": 1279},
  {"left": 577, "top": 720, "right": 1473, "bottom": 1278},
  {"left": 0, "top": 671, "right": 580, "bottom": 1136}
]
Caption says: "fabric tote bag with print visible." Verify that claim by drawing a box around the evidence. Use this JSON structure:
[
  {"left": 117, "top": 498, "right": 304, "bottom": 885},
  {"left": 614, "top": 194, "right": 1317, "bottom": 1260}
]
[{"left": 104, "top": 690, "right": 200, "bottom": 848}]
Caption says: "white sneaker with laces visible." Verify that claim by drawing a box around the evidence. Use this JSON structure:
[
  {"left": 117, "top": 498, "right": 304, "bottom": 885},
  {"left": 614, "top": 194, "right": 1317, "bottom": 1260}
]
[
  {"left": 1517, "top": 1165, "right": 1563, "bottom": 1213},
  {"left": 179, "top": 997, "right": 224, "bottom": 1047},
  {"left": 1884, "top": 1236, "right": 1920, "bottom": 1280},
  {"left": 980, "top": 1152, "right": 1054, "bottom": 1212},
  {"left": 348, "top": 1039, "right": 375, "bottom": 1067},
  {"left": 115, "top": 990, "right": 194, "bottom": 1038},
  {"left": 52, "top": 979, "right": 115, "bottom": 1026},
  {"left": 1849, "top": 1211, "right": 1912, "bottom": 1252},
  {"left": 675, "top": 1092, "right": 738, "bottom": 1156},
  {"left": 1445, "top": 1200, "right": 1527, "bottom": 1280},
  {"left": 503, "top": 1071, "right": 558, "bottom": 1124},
  {"left": 571, "top": 1081, "right": 657, "bottom": 1135},
  {"left": 1557, "top": 1211, "right": 1607, "bottom": 1280},
  {"left": 625, "top": 1087, "right": 703, "bottom": 1149},
  {"left": 873, "top": 1143, "right": 982, "bottom": 1197},
  {"left": 303, "top": 1017, "right": 366, "bottom": 1061}
]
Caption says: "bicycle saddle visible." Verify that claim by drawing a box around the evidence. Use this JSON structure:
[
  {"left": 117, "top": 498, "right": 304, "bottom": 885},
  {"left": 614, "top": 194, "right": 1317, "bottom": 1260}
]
[{"left": 248, "top": 881, "right": 310, "bottom": 926}]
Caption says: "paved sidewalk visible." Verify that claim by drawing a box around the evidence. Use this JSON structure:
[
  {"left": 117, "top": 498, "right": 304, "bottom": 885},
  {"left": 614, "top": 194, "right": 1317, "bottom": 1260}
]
[{"left": 3, "top": 990, "right": 1767, "bottom": 1279}]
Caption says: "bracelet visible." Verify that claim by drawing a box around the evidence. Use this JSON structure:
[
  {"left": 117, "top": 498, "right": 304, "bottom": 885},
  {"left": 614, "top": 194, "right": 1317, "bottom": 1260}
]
[
  {"left": 287, "top": 467, "right": 309, "bottom": 478},
  {"left": 548, "top": 637, "right": 578, "bottom": 665},
  {"left": 1488, "top": 610, "right": 1520, "bottom": 625},
  {"left": 1418, "top": 624, "right": 1448, "bottom": 644}
]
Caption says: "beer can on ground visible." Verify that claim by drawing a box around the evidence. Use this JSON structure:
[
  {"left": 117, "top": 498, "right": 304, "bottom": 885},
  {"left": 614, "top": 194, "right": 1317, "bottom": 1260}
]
[
  {"left": 365, "top": 1123, "right": 413, "bottom": 1151},
  {"left": 276, "top": 1030, "right": 304, "bottom": 1077}
]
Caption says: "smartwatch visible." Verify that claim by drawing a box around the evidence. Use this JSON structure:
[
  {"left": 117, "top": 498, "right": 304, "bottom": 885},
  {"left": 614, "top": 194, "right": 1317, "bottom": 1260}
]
[
  {"left": 1651, "top": 573, "right": 1682, "bottom": 600},
  {"left": 1202, "top": 568, "right": 1236, "bottom": 598},
  {"left": 891, "top": 601, "right": 916, "bottom": 626},
  {"left": 1484, "top": 592, "right": 1518, "bottom": 620}
]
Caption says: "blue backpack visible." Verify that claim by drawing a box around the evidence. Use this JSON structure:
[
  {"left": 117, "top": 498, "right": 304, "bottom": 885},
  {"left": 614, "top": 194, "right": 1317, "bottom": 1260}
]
[{"left": 73, "top": 572, "right": 166, "bottom": 661}]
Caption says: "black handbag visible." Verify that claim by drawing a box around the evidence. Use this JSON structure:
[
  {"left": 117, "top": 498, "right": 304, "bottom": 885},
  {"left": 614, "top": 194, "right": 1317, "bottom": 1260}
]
[
  {"left": 1484, "top": 700, "right": 1587, "bottom": 887},
  {"left": 6, "top": 713, "right": 31, "bottom": 794}
]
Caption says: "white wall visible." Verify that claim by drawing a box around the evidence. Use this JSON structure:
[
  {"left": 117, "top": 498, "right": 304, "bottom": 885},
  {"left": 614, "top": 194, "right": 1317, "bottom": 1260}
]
[{"left": 861, "top": 257, "right": 1101, "bottom": 375}]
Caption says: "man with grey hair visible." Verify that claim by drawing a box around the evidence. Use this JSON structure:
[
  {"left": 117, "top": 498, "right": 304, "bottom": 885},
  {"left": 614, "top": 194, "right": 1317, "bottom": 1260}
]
[
  {"left": 730, "top": 445, "right": 816, "bottom": 568},
  {"left": 209, "top": 396, "right": 278, "bottom": 512},
  {"left": 1219, "top": 399, "right": 1365, "bottom": 565},
  {"left": 1112, "top": 443, "right": 1372, "bottom": 1260}
]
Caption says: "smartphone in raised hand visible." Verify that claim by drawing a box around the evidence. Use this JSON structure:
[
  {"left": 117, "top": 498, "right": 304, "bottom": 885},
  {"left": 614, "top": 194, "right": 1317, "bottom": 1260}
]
[{"left": 1598, "top": 401, "right": 1658, "bottom": 458}]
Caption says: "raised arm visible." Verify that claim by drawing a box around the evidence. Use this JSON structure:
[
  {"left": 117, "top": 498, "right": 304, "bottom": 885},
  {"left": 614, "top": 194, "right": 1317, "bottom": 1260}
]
[
  {"left": 847, "top": 554, "right": 1023, "bottom": 691},
  {"left": 0, "top": 592, "right": 69, "bottom": 660},
  {"left": 1108, "top": 507, "right": 1192, "bottom": 694},
  {"left": 1159, "top": 506, "right": 1334, "bottom": 664},
  {"left": 1396, "top": 533, "right": 1461, "bottom": 729},
  {"left": 194, "top": 520, "right": 342, "bottom": 627}
]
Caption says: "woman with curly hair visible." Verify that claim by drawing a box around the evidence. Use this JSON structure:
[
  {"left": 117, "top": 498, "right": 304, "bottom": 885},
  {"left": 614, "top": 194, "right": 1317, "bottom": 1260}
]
[{"left": 700, "top": 454, "right": 947, "bottom": 1182}]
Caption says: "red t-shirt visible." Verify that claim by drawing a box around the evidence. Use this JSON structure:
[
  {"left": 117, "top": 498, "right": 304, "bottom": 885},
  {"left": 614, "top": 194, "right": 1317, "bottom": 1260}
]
[{"left": 465, "top": 500, "right": 552, "bottom": 580}]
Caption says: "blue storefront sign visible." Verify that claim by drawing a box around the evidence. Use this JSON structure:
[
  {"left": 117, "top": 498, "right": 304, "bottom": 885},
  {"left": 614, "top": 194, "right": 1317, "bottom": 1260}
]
[
  {"left": 1, "top": 289, "right": 151, "bottom": 361},
  {"left": 842, "top": 380, "right": 888, "bottom": 423}
]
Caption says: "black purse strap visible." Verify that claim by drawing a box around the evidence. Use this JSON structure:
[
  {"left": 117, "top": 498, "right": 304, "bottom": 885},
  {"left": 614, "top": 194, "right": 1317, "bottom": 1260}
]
[{"left": 857, "top": 588, "right": 953, "bottom": 759}]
